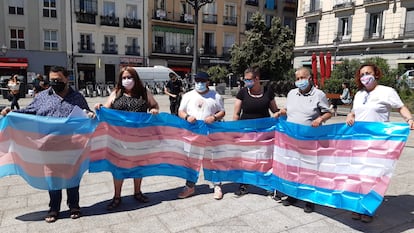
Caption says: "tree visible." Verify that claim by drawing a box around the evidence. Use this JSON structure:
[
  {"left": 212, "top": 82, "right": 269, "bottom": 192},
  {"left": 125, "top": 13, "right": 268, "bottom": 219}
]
[
  {"left": 206, "top": 65, "right": 228, "bottom": 84},
  {"left": 230, "top": 13, "right": 295, "bottom": 81}
]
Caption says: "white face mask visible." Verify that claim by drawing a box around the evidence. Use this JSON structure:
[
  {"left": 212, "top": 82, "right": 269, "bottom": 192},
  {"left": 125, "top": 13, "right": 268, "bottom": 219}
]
[
  {"left": 195, "top": 82, "right": 207, "bottom": 92},
  {"left": 122, "top": 78, "right": 135, "bottom": 90}
]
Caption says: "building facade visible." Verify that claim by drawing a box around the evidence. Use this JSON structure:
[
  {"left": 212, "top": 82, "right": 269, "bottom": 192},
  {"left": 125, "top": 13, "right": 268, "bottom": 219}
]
[{"left": 293, "top": 0, "right": 414, "bottom": 71}]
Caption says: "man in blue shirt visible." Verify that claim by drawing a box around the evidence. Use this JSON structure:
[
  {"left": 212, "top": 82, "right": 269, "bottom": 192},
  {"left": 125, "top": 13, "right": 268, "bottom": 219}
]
[{"left": 1, "top": 66, "right": 94, "bottom": 223}]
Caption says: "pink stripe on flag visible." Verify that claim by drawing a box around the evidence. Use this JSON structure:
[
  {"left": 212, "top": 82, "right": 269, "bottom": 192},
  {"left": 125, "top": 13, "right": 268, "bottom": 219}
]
[
  {"left": 274, "top": 132, "right": 405, "bottom": 160},
  {"left": 273, "top": 161, "right": 390, "bottom": 195},
  {"left": 203, "top": 158, "right": 273, "bottom": 172},
  {"left": 207, "top": 131, "right": 275, "bottom": 146},
  {"left": 93, "top": 123, "right": 207, "bottom": 147},
  {"left": 1, "top": 151, "right": 90, "bottom": 179},
  {"left": 90, "top": 148, "right": 202, "bottom": 170},
  {"left": 5, "top": 128, "right": 91, "bottom": 151}
]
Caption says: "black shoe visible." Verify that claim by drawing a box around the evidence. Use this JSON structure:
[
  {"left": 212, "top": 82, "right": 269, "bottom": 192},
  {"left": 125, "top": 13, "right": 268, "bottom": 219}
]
[
  {"left": 282, "top": 196, "right": 297, "bottom": 206},
  {"left": 304, "top": 202, "right": 314, "bottom": 213},
  {"left": 234, "top": 184, "right": 248, "bottom": 197}
]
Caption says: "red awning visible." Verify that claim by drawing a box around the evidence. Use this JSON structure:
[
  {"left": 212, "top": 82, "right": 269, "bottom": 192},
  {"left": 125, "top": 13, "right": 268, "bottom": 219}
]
[{"left": 0, "top": 62, "right": 28, "bottom": 69}]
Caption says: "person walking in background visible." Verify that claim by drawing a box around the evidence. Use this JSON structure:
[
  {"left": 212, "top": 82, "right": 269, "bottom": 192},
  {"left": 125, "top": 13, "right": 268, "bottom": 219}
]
[
  {"left": 95, "top": 67, "right": 159, "bottom": 211},
  {"left": 7, "top": 74, "right": 21, "bottom": 110},
  {"left": 346, "top": 63, "right": 414, "bottom": 223},
  {"left": 330, "top": 82, "right": 352, "bottom": 116},
  {"left": 177, "top": 71, "right": 225, "bottom": 200},
  {"left": 233, "top": 66, "right": 279, "bottom": 197},
  {"left": 274, "top": 67, "right": 332, "bottom": 213},
  {"left": 1, "top": 66, "right": 95, "bottom": 223},
  {"left": 33, "top": 73, "right": 49, "bottom": 96},
  {"left": 164, "top": 72, "right": 183, "bottom": 115}
]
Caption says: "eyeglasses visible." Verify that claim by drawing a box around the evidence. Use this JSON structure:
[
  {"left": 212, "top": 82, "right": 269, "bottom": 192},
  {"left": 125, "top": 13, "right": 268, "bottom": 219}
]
[
  {"left": 122, "top": 76, "right": 133, "bottom": 80},
  {"left": 359, "top": 72, "right": 373, "bottom": 78}
]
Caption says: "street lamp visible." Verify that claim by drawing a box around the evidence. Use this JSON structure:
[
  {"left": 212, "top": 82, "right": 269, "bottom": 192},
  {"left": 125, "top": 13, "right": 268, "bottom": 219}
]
[
  {"left": 332, "top": 38, "right": 340, "bottom": 68},
  {"left": 186, "top": 0, "right": 214, "bottom": 75},
  {"left": 198, "top": 47, "right": 204, "bottom": 70},
  {"left": 0, "top": 44, "right": 8, "bottom": 56}
]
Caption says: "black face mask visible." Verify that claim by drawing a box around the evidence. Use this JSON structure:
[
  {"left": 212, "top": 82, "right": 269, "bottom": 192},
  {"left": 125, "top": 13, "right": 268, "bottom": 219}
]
[{"left": 50, "top": 80, "right": 66, "bottom": 93}]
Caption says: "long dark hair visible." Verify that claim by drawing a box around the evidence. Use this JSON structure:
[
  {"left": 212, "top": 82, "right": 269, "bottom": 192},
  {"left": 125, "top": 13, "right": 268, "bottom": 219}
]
[{"left": 115, "top": 67, "right": 148, "bottom": 103}]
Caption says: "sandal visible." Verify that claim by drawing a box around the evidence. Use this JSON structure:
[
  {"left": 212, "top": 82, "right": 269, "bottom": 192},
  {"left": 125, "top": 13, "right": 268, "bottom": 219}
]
[
  {"left": 107, "top": 197, "right": 121, "bottom": 210},
  {"left": 45, "top": 210, "right": 59, "bottom": 223},
  {"left": 134, "top": 192, "right": 149, "bottom": 203},
  {"left": 70, "top": 208, "right": 81, "bottom": 219}
]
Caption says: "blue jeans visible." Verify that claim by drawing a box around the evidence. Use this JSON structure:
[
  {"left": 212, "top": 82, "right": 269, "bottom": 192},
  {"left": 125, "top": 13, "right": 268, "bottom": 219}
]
[{"left": 48, "top": 186, "right": 80, "bottom": 212}]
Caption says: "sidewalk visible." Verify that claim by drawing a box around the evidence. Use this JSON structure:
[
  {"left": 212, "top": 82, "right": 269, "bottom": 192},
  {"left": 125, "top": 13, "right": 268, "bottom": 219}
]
[{"left": 0, "top": 95, "right": 413, "bottom": 232}]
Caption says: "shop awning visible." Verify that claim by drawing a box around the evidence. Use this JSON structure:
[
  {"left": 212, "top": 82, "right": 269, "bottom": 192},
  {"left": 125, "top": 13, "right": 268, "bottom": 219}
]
[{"left": 0, "top": 62, "right": 28, "bottom": 69}]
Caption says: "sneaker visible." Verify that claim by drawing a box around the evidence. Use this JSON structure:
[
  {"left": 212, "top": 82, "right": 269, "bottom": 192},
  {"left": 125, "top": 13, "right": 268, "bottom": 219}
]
[
  {"left": 178, "top": 186, "right": 195, "bottom": 199},
  {"left": 234, "top": 184, "right": 248, "bottom": 197},
  {"left": 213, "top": 185, "right": 223, "bottom": 200},
  {"left": 282, "top": 196, "right": 297, "bottom": 206},
  {"left": 304, "top": 202, "right": 314, "bottom": 213}
]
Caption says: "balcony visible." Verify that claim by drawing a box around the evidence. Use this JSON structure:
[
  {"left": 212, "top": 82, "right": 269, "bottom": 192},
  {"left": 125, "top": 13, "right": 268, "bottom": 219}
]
[
  {"left": 305, "top": 34, "right": 319, "bottom": 45},
  {"left": 203, "top": 14, "right": 217, "bottom": 24},
  {"left": 203, "top": 46, "right": 217, "bottom": 56},
  {"left": 333, "top": 0, "right": 355, "bottom": 11},
  {"left": 78, "top": 42, "right": 95, "bottom": 53},
  {"left": 245, "top": 22, "right": 254, "bottom": 30},
  {"left": 223, "top": 16, "right": 237, "bottom": 26},
  {"left": 124, "top": 18, "right": 141, "bottom": 29},
  {"left": 125, "top": 45, "right": 140, "bottom": 56},
  {"left": 363, "top": 0, "right": 386, "bottom": 4},
  {"left": 102, "top": 44, "right": 118, "bottom": 54},
  {"left": 75, "top": 12, "right": 96, "bottom": 24},
  {"left": 153, "top": 9, "right": 167, "bottom": 20},
  {"left": 245, "top": 0, "right": 259, "bottom": 6},
  {"left": 334, "top": 32, "right": 352, "bottom": 43},
  {"left": 100, "top": 15, "right": 119, "bottom": 27},
  {"left": 179, "top": 13, "right": 194, "bottom": 24}
]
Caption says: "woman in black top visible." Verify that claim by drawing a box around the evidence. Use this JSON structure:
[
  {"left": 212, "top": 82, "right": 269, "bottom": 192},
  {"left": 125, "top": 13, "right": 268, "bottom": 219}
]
[
  {"left": 95, "top": 67, "right": 159, "bottom": 210},
  {"left": 233, "top": 66, "right": 279, "bottom": 196}
]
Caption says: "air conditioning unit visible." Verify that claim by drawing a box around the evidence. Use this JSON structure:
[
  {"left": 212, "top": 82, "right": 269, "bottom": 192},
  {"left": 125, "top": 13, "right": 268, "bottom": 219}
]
[{"left": 156, "top": 9, "right": 166, "bottom": 18}]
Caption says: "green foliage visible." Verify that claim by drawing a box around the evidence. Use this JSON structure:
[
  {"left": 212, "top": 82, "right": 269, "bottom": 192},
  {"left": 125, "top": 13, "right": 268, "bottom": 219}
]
[
  {"left": 206, "top": 66, "right": 228, "bottom": 84},
  {"left": 230, "top": 13, "right": 294, "bottom": 81}
]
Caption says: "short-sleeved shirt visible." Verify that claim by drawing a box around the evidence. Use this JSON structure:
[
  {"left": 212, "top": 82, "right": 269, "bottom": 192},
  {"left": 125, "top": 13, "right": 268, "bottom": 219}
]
[
  {"left": 352, "top": 85, "right": 403, "bottom": 122},
  {"left": 166, "top": 79, "right": 183, "bottom": 99},
  {"left": 236, "top": 87, "right": 275, "bottom": 120},
  {"left": 15, "top": 87, "right": 90, "bottom": 117},
  {"left": 179, "top": 89, "right": 224, "bottom": 120},
  {"left": 286, "top": 86, "right": 330, "bottom": 126}
]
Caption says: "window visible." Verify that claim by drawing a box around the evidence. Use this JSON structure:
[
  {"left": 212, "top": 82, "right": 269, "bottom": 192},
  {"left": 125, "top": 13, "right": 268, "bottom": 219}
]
[
  {"left": 154, "top": 0, "right": 165, "bottom": 10},
  {"left": 284, "top": 17, "right": 294, "bottom": 29},
  {"left": 78, "top": 0, "right": 97, "bottom": 14},
  {"left": 306, "top": 22, "right": 318, "bottom": 43},
  {"left": 126, "top": 4, "right": 137, "bottom": 19},
  {"left": 43, "top": 0, "right": 57, "bottom": 18},
  {"left": 265, "top": 0, "right": 276, "bottom": 10},
  {"left": 265, "top": 15, "right": 273, "bottom": 27},
  {"left": 126, "top": 37, "right": 139, "bottom": 55},
  {"left": 9, "top": 0, "right": 24, "bottom": 15},
  {"left": 338, "top": 16, "right": 352, "bottom": 41},
  {"left": 103, "top": 1, "right": 115, "bottom": 16},
  {"left": 369, "top": 12, "right": 382, "bottom": 38},
  {"left": 203, "top": 32, "right": 215, "bottom": 55},
  {"left": 224, "top": 3, "right": 236, "bottom": 25},
  {"left": 10, "top": 28, "right": 25, "bottom": 49},
  {"left": 103, "top": 35, "right": 116, "bottom": 52},
  {"left": 80, "top": 33, "right": 93, "bottom": 51},
  {"left": 44, "top": 30, "right": 58, "bottom": 50},
  {"left": 246, "top": 11, "right": 254, "bottom": 23},
  {"left": 405, "top": 9, "right": 414, "bottom": 37},
  {"left": 223, "top": 33, "right": 235, "bottom": 55}
]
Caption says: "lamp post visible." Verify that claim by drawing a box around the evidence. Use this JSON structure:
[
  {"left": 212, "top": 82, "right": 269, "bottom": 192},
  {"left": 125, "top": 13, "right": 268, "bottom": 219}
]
[
  {"left": 186, "top": 0, "right": 214, "bottom": 75},
  {"left": 198, "top": 47, "right": 204, "bottom": 70},
  {"left": 0, "top": 44, "right": 8, "bottom": 56},
  {"left": 332, "top": 38, "right": 340, "bottom": 69}
]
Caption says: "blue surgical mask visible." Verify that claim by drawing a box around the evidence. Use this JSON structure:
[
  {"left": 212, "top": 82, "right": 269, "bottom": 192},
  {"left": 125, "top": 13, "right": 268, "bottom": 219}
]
[
  {"left": 245, "top": 80, "right": 254, "bottom": 89},
  {"left": 295, "top": 79, "right": 309, "bottom": 91},
  {"left": 195, "top": 82, "right": 207, "bottom": 92}
]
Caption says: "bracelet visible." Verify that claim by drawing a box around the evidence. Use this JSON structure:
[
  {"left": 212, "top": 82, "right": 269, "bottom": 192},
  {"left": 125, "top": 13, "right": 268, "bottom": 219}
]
[
  {"left": 185, "top": 114, "right": 190, "bottom": 120},
  {"left": 213, "top": 115, "right": 218, "bottom": 121},
  {"left": 406, "top": 118, "right": 413, "bottom": 122}
]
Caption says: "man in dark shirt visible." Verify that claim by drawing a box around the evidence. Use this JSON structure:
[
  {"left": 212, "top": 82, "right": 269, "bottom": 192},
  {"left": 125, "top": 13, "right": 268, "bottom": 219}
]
[
  {"left": 164, "top": 72, "right": 183, "bottom": 115},
  {"left": 1, "top": 66, "right": 94, "bottom": 223}
]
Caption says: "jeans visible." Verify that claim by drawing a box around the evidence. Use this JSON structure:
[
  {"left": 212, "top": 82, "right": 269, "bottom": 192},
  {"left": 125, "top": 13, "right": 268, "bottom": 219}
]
[
  {"left": 48, "top": 186, "right": 80, "bottom": 212},
  {"left": 10, "top": 93, "right": 20, "bottom": 110}
]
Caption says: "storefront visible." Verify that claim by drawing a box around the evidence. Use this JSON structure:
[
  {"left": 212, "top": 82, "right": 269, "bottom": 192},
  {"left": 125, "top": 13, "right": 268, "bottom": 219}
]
[{"left": 0, "top": 57, "right": 28, "bottom": 98}]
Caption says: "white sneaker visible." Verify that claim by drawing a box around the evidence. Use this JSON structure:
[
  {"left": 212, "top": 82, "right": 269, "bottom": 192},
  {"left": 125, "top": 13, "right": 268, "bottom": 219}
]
[{"left": 213, "top": 185, "right": 223, "bottom": 200}]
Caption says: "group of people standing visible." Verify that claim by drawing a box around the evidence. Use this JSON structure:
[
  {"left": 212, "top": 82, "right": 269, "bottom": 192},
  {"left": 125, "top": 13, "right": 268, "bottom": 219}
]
[{"left": 0, "top": 62, "right": 412, "bottom": 224}]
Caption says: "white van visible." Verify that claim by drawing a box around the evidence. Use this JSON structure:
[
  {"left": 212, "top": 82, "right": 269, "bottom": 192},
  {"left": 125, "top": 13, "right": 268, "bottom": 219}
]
[{"left": 133, "top": 66, "right": 180, "bottom": 84}]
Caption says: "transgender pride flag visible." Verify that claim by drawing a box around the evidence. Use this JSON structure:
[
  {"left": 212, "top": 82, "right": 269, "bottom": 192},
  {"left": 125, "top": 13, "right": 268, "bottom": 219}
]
[
  {"left": 0, "top": 112, "right": 96, "bottom": 190},
  {"left": 203, "top": 117, "right": 409, "bottom": 215},
  {"left": 89, "top": 108, "right": 207, "bottom": 183}
]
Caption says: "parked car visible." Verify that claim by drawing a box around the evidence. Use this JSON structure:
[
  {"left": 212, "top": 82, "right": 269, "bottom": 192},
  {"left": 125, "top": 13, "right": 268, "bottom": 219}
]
[{"left": 399, "top": 70, "right": 414, "bottom": 88}]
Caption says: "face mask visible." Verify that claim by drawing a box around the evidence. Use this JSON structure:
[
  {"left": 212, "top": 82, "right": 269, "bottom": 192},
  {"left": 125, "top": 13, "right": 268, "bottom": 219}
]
[
  {"left": 195, "top": 82, "right": 207, "bottom": 92},
  {"left": 360, "top": 74, "right": 376, "bottom": 89},
  {"left": 50, "top": 80, "right": 66, "bottom": 93},
  {"left": 245, "top": 80, "right": 254, "bottom": 89},
  {"left": 295, "top": 79, "right": 309, "bottom": 91},
  {"left": 122, "top": 79, "right": 135, "bottom": 90}
]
